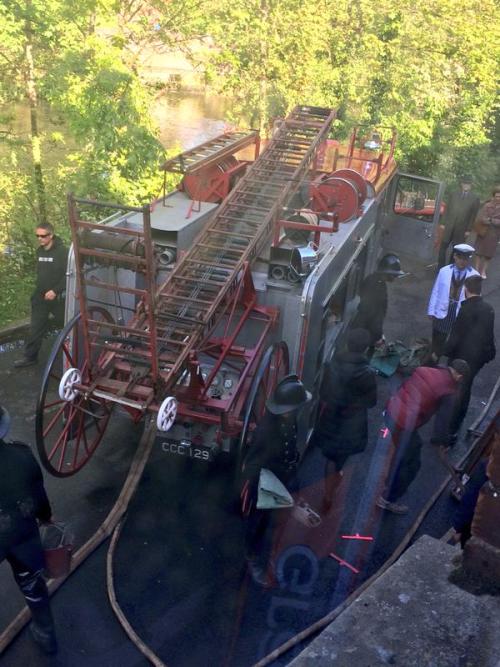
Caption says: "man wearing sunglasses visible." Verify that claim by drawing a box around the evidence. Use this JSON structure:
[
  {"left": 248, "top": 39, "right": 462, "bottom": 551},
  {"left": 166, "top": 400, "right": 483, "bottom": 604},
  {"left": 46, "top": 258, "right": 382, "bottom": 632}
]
[{"left": 14, "top": 223, "right": 68, "bottom": 368}]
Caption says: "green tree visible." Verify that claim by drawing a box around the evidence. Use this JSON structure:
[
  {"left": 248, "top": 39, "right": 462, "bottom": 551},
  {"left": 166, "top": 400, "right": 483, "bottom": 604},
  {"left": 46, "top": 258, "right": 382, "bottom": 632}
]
[
  {"left": 0, "top": 0, "right": 170, "bottom": 322},
  {"left": 170, "top": 0, "right": 499, "bottom": 189},
  {"left": 176, "top": 0, "right": 338, "bottom": 133},
  {"left": 0, "top": 0, "right": 171, "bottom": 227}
]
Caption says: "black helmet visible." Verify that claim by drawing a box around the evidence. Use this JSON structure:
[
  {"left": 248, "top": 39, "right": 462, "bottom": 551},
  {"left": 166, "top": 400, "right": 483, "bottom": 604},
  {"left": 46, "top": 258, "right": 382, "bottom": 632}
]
[
  {"left": 266, "top": 374, "right": 312, "bottom": 415},
  {"left": 377, "top": 253, "right": 404, "bottom": 276}
]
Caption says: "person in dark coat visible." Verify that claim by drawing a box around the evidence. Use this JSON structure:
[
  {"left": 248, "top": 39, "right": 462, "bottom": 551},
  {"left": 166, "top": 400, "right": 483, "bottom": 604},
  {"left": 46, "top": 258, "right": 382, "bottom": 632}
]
[
  {"left": 311, "top": 328, "right": 377, "bottom": 510},
  {"left": 377, "top": 359, "right": 468, "bottom": 514},
  {"left": 438, "top": 175, "right": 480, "bottom": 269},
  {"left": 350, "top": 254, "right": 404, "bottom": 350},
  {"left": 445, "top": 274, "right": 496, "bottom": 434},
  {"left": 452, "top": 459, "right": 488, "bottom": 548},
  {"left": 0, "top": 405, "right": 57, "bottom": 654},
  {"left": 14, "top": 222, "right": 68, "bottom": 368},
  {"left": 473, "top": 185, "right": 500, "bottom": 278},
  {"left": 241, "top": 374, "right": 311, "bottom": 585}
]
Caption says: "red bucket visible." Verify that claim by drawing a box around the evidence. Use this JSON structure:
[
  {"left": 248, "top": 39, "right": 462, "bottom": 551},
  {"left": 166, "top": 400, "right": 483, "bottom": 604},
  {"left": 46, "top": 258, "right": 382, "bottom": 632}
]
[
  {"left": 44, "top": 544, "right": 73, "bottom": 578},
  {"left": 41, "top": 523, "right": 73, "bottom": 579}
]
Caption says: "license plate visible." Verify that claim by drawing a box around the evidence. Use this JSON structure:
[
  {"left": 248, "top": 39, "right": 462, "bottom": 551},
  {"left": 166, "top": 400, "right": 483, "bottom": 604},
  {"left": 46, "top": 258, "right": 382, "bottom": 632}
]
[{"left": 157, "top": 439, "right": 212, "bottom": 462}]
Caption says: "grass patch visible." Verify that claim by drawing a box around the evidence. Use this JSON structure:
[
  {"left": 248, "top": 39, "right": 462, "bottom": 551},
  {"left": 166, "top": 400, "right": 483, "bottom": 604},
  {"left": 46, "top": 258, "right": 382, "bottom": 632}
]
[{"left": 0, "top": 257, "right": 34, "bottom": 326}]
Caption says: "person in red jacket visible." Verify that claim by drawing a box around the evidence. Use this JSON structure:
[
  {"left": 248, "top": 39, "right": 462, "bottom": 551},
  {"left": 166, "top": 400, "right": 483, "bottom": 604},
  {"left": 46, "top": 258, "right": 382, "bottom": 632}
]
[{"left": 377, "top": 359, "right": 469, "bottom": 514}]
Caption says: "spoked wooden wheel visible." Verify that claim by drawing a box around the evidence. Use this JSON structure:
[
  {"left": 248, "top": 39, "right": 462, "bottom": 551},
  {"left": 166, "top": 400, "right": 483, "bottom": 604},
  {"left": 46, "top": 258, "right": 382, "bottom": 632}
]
[
  {"left": 237, "top": 341, "right": 290, "bottom": 476},
  {"left": 36, "top": 308, "right": 114, "bottom": 477}
]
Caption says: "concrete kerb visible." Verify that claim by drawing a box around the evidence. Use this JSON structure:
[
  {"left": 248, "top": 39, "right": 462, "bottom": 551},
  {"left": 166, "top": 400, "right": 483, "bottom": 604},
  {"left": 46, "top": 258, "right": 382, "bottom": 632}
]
[
  {"left": 0, "top": 318, "right": 30, "bottom": 344},
  {"left": 290, "top": 535, "right": 500, "bottom": 667}
]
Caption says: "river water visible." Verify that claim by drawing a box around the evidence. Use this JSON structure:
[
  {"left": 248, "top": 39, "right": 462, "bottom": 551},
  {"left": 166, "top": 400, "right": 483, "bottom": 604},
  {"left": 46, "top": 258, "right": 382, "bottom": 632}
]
[
  {"left": 153, "top": 91, "right": 232, "bottom": 150},
  {"left": 3, "top": 92, "right": 230, "bottom": 155}
]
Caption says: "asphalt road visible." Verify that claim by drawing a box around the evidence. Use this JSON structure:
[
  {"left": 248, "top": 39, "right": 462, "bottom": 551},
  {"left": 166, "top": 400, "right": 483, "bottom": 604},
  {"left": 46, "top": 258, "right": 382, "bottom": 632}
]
[{"left": 1, "top": 251, "right": 499, "bottom": 667}]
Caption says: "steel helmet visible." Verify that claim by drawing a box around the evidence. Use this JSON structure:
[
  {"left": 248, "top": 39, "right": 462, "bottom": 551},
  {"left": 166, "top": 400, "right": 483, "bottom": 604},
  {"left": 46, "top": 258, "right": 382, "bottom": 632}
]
[
  {"left": 377, "top": 253, "right": 404, "bottom": 276},
  {"left": 266, "top": 374, "right": 312, "bottom": 415}
]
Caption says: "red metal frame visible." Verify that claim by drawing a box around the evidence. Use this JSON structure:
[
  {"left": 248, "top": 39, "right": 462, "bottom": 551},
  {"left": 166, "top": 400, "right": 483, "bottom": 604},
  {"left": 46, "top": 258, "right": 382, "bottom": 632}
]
[
  {"left": 338, "top": 126, "right": 397, "bottom": 186},
  {"left": 64, "top": 106, "right": 336, "bottom": 441}
]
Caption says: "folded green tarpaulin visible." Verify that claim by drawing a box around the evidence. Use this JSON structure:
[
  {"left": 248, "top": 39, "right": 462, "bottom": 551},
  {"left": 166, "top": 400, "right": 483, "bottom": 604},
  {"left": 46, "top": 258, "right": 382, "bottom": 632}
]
[
  {"left": 370, "top": 352, "right": 400, "bottom": 377},
  {"left": 370, "top": 338, "right": 431, "bottom": 377},
  {"left": 257, "top": 468, "right": 294, "bottom": 510}
]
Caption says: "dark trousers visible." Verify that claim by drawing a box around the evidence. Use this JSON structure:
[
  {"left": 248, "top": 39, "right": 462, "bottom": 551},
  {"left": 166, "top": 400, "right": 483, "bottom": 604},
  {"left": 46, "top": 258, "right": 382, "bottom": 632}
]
[
  {"left": 244, "top": 504, "right": 272, "bottom": 563},
  {"left": 385, "top": 420, "right": 423, "bottom": 502},
  {"left": 431, "top": 327, "right": 448, "bottom": 359},
  {"left": 24, "top": 297, "right": 64, "bottom": 361},
  {"left": 438, "top": 241, "right": 454, "bottom": 270},
  {"left": 450, "top": 364, "right": 481, "bottom": 434},
  {"left": 0, "top": 532, "right": 55, "bottom": 635},
  {"left": 243, "top": 468, "right": 297, "bottom": 564}
]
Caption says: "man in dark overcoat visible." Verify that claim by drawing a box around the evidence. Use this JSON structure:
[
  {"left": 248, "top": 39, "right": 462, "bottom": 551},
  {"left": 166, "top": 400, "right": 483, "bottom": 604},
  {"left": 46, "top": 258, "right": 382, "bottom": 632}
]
[
  {"left": 0, "top": 405, "right": 57, "bottom": 654},
  {"left": 350, "top": 253, "right": 404, "bottom": 350},
  {"left": 311, "top": 328, "right": 377, "bottom": 510},
  {"left": 240, "top": 374, "right": 312, "bottom": 585},
  {"left": 438, "top": 175, "right": 480, "bottom": 269},
  {"left": 445, "top": 274, "right": 496, "bottom": 433}
]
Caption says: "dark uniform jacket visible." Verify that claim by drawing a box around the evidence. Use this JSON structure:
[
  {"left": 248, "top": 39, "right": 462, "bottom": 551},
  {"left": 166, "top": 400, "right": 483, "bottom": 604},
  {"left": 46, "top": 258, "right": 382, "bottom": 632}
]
[
  {"left": 441, "top": 190, "right": 480, "bottom": 245},
  {"left": 242, "top": 411, "right": 298, "bottom": 485},
  {"left": 313, "top": 350, "right": 377, "bottom": 462},
  {"left": 351, "top": 273, "right": 387, "bottom": 344},
  {"left": 445, "top": 296, "right": 496, "bottom": 372},
  {"left": 0, "top": 439, "right": 52, "bottom": 550},
  {"left": 33, "top": 236, "right": 68, "bottom": 301}
]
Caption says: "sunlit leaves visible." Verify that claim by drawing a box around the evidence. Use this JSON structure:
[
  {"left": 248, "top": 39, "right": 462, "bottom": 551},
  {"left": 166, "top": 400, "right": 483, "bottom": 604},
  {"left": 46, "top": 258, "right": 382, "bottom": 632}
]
[{"left": 167, "top": 0, "right": 498, "bottom": 186}]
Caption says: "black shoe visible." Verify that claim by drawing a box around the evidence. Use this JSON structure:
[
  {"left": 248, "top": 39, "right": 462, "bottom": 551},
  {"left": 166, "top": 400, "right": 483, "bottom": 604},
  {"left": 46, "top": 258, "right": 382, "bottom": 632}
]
[
  {"left": 29, "top": 623, "right": 58, "bottom": 655},
  {"left": 246, "top": 558, "right": 273, "bottom": 587},
  {"left": 14, "top": 357, "right": 37, "bottom": 368},
  {"left": 376, "top": 496, "right": 409, "bottom": 515}
]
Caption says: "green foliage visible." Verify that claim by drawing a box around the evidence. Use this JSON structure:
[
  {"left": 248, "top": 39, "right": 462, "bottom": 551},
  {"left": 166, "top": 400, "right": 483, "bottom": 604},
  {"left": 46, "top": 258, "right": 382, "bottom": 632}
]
[
  {"left": 0, "top": 0, "right": 172, "bottom": 324},
  {"left": 0, "top": 256, "right": 34, "bottom": 324},
  {"left": 170, "top": 0, "right": 499, "bottom": 191},
  {"left": 179, "top": 0, "right": 338, "bottom": 132},
  {"left": 0, "top": 0, "right": 499, "bottom": 326}
]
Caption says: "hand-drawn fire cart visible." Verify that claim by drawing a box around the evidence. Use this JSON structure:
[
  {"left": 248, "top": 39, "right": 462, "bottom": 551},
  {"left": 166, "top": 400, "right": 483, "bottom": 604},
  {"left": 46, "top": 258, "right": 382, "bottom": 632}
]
[{"left": 35, "top": 105, "right": 444, "bottom": 476}]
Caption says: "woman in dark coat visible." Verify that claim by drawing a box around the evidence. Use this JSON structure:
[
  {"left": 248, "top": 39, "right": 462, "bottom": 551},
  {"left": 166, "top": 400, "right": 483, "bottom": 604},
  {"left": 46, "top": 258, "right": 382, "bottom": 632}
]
[
  {"left": 311, "top": 328, "right": 377, "bottom": 509},
  {"left": 473, "top": 186, "right": 500, "bottom": 279}
]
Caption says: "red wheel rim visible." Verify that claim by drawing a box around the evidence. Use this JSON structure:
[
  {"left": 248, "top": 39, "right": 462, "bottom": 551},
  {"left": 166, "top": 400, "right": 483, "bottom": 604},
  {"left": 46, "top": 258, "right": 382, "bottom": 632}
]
[{"left": 36, "top": 308, "right": 114, "bottom": 477}]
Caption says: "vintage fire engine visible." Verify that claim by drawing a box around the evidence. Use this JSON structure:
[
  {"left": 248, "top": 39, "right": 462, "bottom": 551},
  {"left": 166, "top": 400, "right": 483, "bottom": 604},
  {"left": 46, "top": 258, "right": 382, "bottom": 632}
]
[{"left": 35, "top": 105, "right": 444, "bottom": 477}]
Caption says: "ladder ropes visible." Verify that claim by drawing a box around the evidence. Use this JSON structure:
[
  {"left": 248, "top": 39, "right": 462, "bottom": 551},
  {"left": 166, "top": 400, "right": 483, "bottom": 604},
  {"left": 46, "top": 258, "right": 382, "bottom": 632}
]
[{"left": 153, "top": 105, "right": 336, "bottom": 389}]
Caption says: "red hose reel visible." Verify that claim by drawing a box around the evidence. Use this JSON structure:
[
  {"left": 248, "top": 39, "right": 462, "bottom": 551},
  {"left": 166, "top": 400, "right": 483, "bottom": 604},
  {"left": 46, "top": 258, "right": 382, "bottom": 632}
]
[
  {"left": 309, "top": 168, "right": 368, "bottom": 223},
  {"left": 181, "top": 156, "right": 240, "bottom": 203}
]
